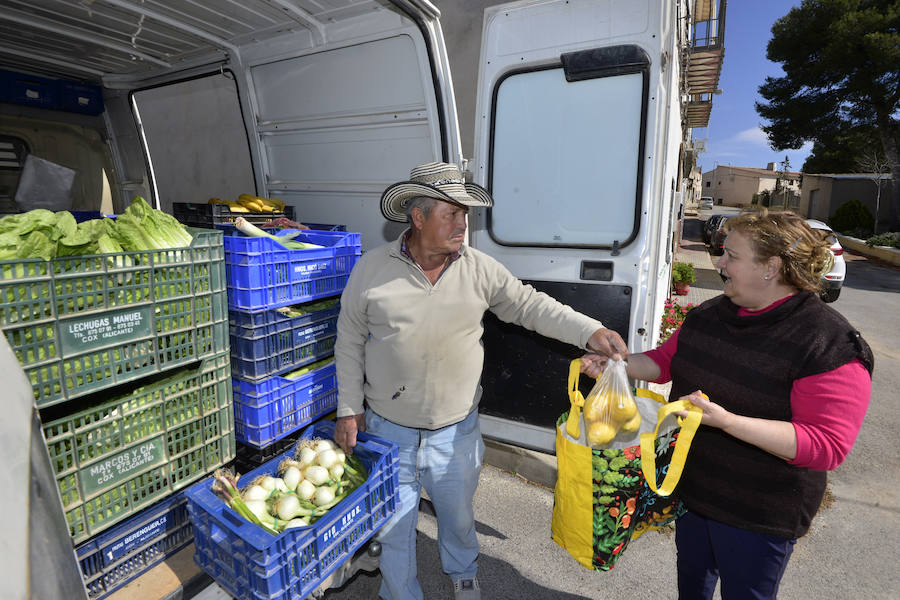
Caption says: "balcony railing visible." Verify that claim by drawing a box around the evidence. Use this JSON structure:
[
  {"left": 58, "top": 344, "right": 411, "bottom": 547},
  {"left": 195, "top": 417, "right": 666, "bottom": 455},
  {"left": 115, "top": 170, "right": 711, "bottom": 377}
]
[{"left": 684, "top": 0, "right": 727, "bottom": 128}]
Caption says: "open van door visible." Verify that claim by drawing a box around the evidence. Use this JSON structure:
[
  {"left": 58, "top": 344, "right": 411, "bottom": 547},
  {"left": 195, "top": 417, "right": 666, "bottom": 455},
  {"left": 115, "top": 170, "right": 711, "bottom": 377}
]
[{"left": 468, "top": 0, "right": 682, "bottom": 451}]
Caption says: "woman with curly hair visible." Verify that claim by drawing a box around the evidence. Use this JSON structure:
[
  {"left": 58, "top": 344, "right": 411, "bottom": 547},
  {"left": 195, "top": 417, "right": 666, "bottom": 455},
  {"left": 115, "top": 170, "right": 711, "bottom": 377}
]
[{"left": 582, "top": 209, "right": 873, "bottom": 599}]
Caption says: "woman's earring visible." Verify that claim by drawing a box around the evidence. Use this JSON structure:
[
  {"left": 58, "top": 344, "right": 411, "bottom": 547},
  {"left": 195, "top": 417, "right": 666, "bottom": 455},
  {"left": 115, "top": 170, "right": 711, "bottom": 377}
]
[{"left": 764, "top": 275, "right": 770, "bottom": 280}]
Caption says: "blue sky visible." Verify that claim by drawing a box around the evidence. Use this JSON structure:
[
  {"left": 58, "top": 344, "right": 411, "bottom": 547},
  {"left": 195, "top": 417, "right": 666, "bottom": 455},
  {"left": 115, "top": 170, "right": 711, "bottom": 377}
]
[{"left": 693, "top": 1, "right": 811, "bottom": 175}]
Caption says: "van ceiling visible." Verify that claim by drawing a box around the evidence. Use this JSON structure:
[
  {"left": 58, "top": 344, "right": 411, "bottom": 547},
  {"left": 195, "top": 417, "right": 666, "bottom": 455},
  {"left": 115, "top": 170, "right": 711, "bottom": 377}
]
[{"left": 0, "top": 0, "right": 409, "bottom": 84}]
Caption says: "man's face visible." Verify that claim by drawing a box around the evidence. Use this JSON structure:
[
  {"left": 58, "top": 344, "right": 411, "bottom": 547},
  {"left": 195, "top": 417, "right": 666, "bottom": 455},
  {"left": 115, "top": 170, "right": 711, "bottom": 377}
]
[{"left": 417, "top": 200, "right": 468, "bottom": 254}]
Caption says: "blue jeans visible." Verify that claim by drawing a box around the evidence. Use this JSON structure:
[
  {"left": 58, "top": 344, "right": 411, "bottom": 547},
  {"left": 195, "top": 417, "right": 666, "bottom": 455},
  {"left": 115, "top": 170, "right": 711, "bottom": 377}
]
[
  {"left": 365, "top": 408, "right": 485, "bottom": 600},
  {"left": 676, "top": 510, "right": 796, "bottom": 600}
]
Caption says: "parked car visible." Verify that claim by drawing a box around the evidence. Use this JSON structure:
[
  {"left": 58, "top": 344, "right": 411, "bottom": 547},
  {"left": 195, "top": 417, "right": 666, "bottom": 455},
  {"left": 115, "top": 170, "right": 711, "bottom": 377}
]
[
  {"left": 702, "top": 214, "right": 728, "bottom": 244},
  {"left": 806, "top": 219, "right": 846, "bottom": 303},
  {"left": 709, "top": 216, "right": 730, "bottom": 255},
  {"left": 699, "top": 196, "right": 714, "bottom": 210}
]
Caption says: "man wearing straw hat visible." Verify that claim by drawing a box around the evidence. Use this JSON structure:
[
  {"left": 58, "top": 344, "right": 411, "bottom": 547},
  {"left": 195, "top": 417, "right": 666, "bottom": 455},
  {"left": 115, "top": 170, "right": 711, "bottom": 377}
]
[{"left": 334, "top": 162, "right": 627, "bottom": 600}]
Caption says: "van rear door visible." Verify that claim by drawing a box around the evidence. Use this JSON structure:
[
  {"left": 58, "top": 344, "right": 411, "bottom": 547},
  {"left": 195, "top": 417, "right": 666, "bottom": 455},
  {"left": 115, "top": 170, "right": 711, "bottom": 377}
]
[
  {"left": 240, "top": 2, "right": 462, "bottom": 250},
  {"left": 469, "top": 0, "right": 674, "bottom": 451}
]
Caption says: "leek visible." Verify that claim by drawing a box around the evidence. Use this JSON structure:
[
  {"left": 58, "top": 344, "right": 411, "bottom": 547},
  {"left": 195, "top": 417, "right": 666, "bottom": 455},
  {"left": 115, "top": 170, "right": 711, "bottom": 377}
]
[{"left": 234, "top": 217, "right": 324, "bottom": 249}]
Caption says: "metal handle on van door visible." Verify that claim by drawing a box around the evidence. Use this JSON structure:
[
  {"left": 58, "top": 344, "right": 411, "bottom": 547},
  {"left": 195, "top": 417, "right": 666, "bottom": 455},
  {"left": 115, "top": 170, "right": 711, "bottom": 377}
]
[{"left": 581, "top": 261, "right": 613, "bottom": 281}]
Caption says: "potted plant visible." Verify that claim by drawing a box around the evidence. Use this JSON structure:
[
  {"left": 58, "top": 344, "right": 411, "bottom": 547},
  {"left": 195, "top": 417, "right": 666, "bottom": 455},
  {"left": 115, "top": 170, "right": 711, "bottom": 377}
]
[{"left": 672, "top": 261, "right": 696, "bottom": 295}]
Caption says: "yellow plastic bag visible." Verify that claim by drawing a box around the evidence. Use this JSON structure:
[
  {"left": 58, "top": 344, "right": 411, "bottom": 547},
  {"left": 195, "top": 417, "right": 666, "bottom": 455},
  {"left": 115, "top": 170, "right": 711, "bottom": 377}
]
[{"left": 552, "top": 359, "right": 702, "bottom": 571}]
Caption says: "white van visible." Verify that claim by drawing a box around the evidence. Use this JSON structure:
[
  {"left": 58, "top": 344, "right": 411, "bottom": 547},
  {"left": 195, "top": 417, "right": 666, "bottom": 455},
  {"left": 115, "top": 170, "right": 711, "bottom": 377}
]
[
  {"left": 1, "top": 0, "right": 715, "bottom": 595},
  {"left": 0, "top": 0, "right": 698, "bottom": 448}
]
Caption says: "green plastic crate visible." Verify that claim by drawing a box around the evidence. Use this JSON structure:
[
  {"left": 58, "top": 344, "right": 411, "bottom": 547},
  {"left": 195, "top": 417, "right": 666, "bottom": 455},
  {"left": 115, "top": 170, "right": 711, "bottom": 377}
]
[
  {"left": 0, "top": 228, "right": 229, "bottom": 407},
  {"left": 42, "top": 352, "right": 236, "bottom": 544}
]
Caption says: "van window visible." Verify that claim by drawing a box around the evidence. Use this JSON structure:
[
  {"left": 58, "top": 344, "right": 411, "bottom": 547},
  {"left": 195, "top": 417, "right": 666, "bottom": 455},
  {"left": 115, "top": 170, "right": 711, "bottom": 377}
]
[
  {"left": 132, "top": 72, "right": 255, "bottom": 215},
  {"left": 489, "top": 67, "right": 644, "bottom": 246}
]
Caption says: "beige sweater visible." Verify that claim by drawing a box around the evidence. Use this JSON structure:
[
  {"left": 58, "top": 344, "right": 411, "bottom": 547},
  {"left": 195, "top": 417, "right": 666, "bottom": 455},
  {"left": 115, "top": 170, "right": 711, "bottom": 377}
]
[{"left": 334, "top": 232, "right": 604, "bottom": 429}]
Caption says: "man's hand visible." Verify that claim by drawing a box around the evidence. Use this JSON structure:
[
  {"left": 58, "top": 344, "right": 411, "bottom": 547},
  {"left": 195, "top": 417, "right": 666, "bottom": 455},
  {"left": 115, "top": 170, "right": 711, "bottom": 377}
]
[
  {"left": 334, "top": 414, "right": 366, "bottom": 454},
  {"left": 587, "top": 328, "right": 628, "bottom": 359}
]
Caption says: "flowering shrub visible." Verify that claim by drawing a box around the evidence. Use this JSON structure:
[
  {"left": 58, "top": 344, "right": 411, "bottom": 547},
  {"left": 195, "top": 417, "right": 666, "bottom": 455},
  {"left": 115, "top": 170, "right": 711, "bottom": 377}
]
[{"left": 659, "top": 299, "right": 694, "bottom": 344}]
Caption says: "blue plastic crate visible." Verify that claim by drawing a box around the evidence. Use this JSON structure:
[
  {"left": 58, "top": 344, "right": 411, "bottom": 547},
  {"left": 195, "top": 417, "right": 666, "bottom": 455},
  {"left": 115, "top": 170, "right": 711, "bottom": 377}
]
[
  {"left": 301, "top": 223, "right": 347, "bottom": 232},
  {"left": 216, "top": 223, "right": 346, "bottom": 234},
  {"left": 1, "top": 70, "right": 58, "bottom": 109},
  {"left": 76, "top": 493, "right": 193, "bottom": 600},
  {"left": 185, "top": 420, "right": 399, "bottom": 600},
  {"left": 229, "top": 300, "right": 340, "bottom": 380},
  {"left": 70, "top": 211, "right": 117, "bottom": 222},
  {"left": 59, "top": 80, "right": 104, "bottom": 115},
  {"left": 224, "top": 230, "right": 360, "bottom": 312},
  {"left": 233, "top": 360, "right": 337, "bottom": 448},
  {"left": 231, "top": 335, "right": 336, "bottom": 381}
]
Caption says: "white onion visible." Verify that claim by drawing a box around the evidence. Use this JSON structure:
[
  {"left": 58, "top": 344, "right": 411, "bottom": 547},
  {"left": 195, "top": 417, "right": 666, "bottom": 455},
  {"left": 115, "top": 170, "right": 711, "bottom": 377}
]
[
  {"left": 244, "top": 499, "right": 270, "bottom": 521},
  {"left": 259, "top": 476, "right": 277, "bottom": 491},
  {"left": 317, "top": 449, "right": 338, "bottom": 469},
  {"left": 274, "top": 494, "right": 301, "bottom": 521},
  {"left": 298, "top": 447, "right": 317, "bottom": 466},
  {"left": 313, "top": 486, "right": 335, "bottom": 506},
  {"left": 296, "top": 479, "right": 316, "bottom": 501},
  {"left": 273, "top": 477, "right": 288, "bottom": 493},
  {"left": 335, "top": 449, "right": 346, "bottom": 464},
  {"left": 304, "top": 465, "right": 329, "bottom": 486},
  {"left": 315, "top": 439, "right": 335, "bottom": 453},
  {"left": 284, "top": 517, "right": 308, "bottom": 530},
  {"left": 282, "top": 466, "right": 302, "bottom": 491},
  {"left": 241, "top": 485, "right": 268, "bottom": 502},
  {"left": 329, "top": 464, "right": 344, "bottom": 480}
]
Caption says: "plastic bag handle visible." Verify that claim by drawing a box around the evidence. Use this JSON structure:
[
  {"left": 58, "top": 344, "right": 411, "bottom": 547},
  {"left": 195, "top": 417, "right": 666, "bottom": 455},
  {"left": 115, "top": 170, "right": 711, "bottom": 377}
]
[
  {"left": 639, "top": 399, "right": 703, "bottom": 496},
  {"left": 565, "top": 359, "right": 587, "bottom": 438}
]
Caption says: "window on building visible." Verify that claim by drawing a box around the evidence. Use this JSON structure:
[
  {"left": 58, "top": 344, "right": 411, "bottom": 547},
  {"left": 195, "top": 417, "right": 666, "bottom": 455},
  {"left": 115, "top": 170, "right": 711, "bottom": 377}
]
[{"left": 705, "top": 181, "right": 711, "bottom": 187}]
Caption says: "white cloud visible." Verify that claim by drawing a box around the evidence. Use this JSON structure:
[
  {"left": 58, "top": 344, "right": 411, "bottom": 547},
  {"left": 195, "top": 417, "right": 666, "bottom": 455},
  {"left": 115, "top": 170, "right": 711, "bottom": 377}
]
[{"left": 734, "top": 127, "right": 769, "bottom": 145}]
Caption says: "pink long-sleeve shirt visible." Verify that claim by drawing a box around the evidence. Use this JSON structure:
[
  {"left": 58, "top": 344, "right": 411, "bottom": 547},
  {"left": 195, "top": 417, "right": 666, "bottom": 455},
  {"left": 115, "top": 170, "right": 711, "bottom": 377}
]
[{"left": 646, "top": 299, "right": 871, "bottom": 471}]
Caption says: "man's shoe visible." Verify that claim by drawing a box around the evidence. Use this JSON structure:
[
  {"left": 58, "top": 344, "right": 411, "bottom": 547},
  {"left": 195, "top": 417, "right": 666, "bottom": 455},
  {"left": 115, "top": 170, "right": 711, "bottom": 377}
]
[{"left": 453, "top": 577, "right": 480, "bottom": 599}]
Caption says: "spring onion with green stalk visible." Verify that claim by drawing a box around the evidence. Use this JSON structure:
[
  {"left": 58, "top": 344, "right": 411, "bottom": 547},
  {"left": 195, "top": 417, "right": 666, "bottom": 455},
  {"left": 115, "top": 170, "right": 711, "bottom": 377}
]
[
  {"left": 234, "top": 217, "right": 324, "bottom": 249},
  {"left": 215, "top": 436, "right": 370, "bottom": 535},
  {"left": 210, "top": 469, "right": 279, "bottom": 535}
]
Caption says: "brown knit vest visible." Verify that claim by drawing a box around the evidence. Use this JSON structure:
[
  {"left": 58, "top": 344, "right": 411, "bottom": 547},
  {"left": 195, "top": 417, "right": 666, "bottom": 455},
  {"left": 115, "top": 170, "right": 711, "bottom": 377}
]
[{"left": 669, "top": 292, "right": 873, "bottom": 538}]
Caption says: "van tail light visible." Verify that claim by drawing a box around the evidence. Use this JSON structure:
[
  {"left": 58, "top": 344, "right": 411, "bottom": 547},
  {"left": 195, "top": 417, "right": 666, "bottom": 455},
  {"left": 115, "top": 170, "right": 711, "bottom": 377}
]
[{"left": 832, "top": 247, "right": 843, "bottom": 256}]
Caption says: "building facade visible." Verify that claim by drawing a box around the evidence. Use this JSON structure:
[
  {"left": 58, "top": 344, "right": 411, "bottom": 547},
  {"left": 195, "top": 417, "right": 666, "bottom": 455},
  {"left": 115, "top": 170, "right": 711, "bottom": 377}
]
[
  {"left": 800, "top": 173, "right": 894, "bottom": 229},
  {"left": 700, "top": 163, "right": 801, "bottom": 208}
]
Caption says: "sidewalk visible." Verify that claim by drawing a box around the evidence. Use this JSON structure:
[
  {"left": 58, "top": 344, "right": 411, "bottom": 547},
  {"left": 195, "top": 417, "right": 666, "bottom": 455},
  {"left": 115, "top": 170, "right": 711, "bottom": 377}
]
[{"left": 674, "top": 208, "right": 724, "bottom": 307}]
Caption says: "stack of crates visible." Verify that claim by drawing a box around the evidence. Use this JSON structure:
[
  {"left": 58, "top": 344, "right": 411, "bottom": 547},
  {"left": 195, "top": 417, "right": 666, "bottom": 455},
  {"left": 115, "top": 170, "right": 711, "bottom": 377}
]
[
  {"left": 0, "top": 219, "right": 234, "bottom": 598},
  {"left": 222, "top": 226, "right": 361, "bottom": 459}
]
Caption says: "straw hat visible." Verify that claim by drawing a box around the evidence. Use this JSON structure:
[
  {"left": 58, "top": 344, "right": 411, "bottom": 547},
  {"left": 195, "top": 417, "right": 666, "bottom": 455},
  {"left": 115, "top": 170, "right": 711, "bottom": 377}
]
[{"left": 380, "top": 162, "right": 493, "bottom": 222}]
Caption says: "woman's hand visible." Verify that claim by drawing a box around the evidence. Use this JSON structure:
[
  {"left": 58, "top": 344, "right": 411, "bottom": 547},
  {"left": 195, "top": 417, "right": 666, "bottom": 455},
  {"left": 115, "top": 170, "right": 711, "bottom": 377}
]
[
  {"left": 580, "top": 352, "right": 661, "bottom": 383},
  {"left": 676, "top": 390, "right": 735, "bottom": 430},
  {"left": 579, "top": 353, "right": 615, "bottom": 378},
  {"left": 676, "top": 390, "right": 798, "bottom": 461}
]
